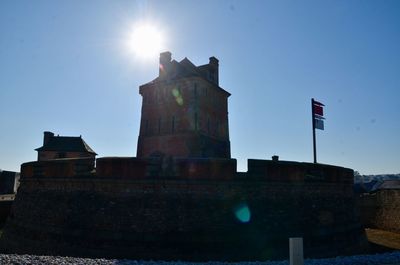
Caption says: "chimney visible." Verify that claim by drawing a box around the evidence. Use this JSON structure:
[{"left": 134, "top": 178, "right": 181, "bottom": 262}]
[
  {"left": 209, "top": 56, "right": 219, "bottom": 85},
  {"left": 159, "top": 51, "right": 172, "bottom": 77},
  {"left": 272, "top": 155, "right": 279, "bottom": 162},
  {"left": 43, "top": 131, "right": 54, "bottom": 145}
]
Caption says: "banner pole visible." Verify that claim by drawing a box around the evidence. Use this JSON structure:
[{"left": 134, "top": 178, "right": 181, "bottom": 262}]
[{"left": 312, "top": 98, "right": 317, "bottom": 163}]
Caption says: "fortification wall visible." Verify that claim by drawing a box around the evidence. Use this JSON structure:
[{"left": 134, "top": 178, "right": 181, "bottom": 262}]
[
  {"left": 357, "top": 190, "right": 400, "bottom": 233},
  {"left": 0, "top": 158, "right": 367, "bottom": 261}
]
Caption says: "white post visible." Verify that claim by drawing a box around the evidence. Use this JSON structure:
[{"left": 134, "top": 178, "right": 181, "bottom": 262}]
[{"left": 289, "top": 237, "right": 304, "bottom": 265}]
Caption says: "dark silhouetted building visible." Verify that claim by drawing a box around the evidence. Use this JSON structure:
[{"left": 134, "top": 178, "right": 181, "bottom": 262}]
[
  {"left": 137, "top": 52, "right": 231, "bottom": 158},
  {"left": 35, "top": 131, "right": 97, "bottom": 161}
]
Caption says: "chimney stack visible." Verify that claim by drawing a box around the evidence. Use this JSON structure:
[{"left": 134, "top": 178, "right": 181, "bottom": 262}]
[
  {"left": 159, "top": 51, "right": 172, "bottom": 77},
  {"left": 43, "top": 131, "right": 54, "bottom": 145},
  {"left": 272, "top": 155, "right": 279, "bottom": 162},
  {"left": 209, "top": 56, "right": 219, "bottom": 85}
]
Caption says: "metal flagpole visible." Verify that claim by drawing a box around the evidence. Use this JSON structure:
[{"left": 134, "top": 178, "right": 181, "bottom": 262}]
[{"left": 312, "top": 98, "right": 317, "bottom": 163}]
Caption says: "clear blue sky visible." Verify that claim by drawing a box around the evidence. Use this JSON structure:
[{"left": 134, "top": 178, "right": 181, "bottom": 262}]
[{"left": 1, "top": 0, "right": 399, "bottom": 174}]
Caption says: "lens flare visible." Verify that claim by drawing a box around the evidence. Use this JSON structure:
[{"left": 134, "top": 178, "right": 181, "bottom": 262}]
[
  {"left": 172, "top": 88, "right": 184, "bottom": 106},
  {"left": 234, "top": 203, "right": 251, "bottom": 223},
  {"left": 159, "top": 63, "right": 165, "bottom": 72}
]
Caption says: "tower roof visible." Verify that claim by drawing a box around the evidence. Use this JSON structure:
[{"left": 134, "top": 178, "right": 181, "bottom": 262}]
[{"left": 141, "top": 53, "right": 230, "bottom": 96}]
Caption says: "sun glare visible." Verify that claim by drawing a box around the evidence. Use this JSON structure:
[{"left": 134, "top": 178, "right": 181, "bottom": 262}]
[{"left": 127, "top": 22, "right": 164, "bottom": 59}]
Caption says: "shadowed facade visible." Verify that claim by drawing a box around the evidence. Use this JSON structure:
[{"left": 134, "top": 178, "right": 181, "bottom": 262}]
[
  {"left": 137, "top": 52, "right": 231, "bottom": 159},
  {"left": 35, "top": 131, "right": 96, "bottom": 161}
]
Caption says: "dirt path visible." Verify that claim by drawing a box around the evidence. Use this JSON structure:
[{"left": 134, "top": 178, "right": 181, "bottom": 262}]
[{"left": 367, "top": 228, "right": 400, "bottom": 250}]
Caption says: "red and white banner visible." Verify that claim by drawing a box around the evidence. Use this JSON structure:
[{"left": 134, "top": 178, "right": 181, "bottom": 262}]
[
  {"left": 313, "top": 105, "right": 324, "bottom": 116},
  {"left": 311, "top": 98, "right": 326, "bottom": 163},
  {"left": 312, "top": 99, "right": 325, "bottom": 131}
]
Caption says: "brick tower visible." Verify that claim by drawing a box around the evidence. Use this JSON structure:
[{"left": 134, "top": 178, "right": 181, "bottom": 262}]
[{"left": 137, "top": 52, "right": 231, "bottom": 158}]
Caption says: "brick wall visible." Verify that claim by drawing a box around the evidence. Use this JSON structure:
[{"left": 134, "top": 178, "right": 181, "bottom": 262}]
[{"left": 357, "top": 190, "right": 400, "bottom": 233}]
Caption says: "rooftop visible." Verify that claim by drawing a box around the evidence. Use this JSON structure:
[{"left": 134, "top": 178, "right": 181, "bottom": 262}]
[{"left": 35, "top": 135, "right": 97, "bottom": 155}]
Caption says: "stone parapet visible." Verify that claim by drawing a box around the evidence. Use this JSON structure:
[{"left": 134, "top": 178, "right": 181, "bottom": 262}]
[
  {"left": 174, "top": 158, "right": 236, "bottom": 180},
  {"left": 20, "top": 157, "right": 353, "bottom": 184},
  {"left": 247, "top": 159, "right": 354, "bottom": 184},
  {"left": 21, "top": 158, "right": 95, "bottom": 178},
  {"left": 96, "top": 157, "right": 147, "bottom": 179},
  {"left": 357, "top": 189, "right": 400, "bottom": 233}
]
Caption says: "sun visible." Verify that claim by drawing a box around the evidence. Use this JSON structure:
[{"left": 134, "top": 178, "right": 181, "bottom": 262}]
[{"left": 127, "top": 22, "right": 165, "bottom": 59}]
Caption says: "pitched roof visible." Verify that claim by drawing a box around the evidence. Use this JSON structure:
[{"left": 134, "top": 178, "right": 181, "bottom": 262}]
[
  {"left": 35, "top": 136, "right": 97, "bottom": 155},
  {"left": 169, "top": 58, "right": 204, "bottom": 79}
]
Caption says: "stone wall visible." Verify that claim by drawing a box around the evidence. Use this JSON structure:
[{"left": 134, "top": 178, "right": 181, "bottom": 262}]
[
  {"left": 0, "top": 170, "right": 19, "bottom": 227},
  {"left": 20, "top": 158, "right": 95, "bottom": 178},
  {"left": 137, "top": 71, "right": 231, "bottom": 159},
  {"left": 0, "top": 158, "right": 367, "bottom": 261},
  {"left": 357, "top": 190, "right": 400, "bottom": 233},
  {"left": 38, "top": 151, "right": 96, "bottom": 161}
]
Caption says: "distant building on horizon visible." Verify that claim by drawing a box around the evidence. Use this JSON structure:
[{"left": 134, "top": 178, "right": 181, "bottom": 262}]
[
  {"left": 35, "top": 131, "right": 97, "bottom": 161},
  {"left": 137, "top": 51, "right": 231, "bottom": 158}
]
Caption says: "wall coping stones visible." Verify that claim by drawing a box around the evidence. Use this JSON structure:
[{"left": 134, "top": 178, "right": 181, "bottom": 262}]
[
  {"left": 21, "top": 158, "right": 95, "bottom": 178},
  {"left": 20, "top": 157, "right": 353, "bottom": 184}
]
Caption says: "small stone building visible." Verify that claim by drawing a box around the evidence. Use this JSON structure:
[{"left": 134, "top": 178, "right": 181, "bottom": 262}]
[
  {"left": 35, "top": 131, "right": 96, "bottom": 161},
  {"left": 137, "top": 52, "right": 231, "bottom": 158}
]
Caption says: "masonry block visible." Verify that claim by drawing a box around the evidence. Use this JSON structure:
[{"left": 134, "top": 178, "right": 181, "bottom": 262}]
[
  {"left": 21, "top": 158, "right": 95, "bottom": 178},
  {"left": 174, "top": 158, "right": 236, "bottom": 180},
  {"left": 247, "top": 159, "right": 353, "bottom": 184},
  {"left": 96, "top": 157, "right": 147, "bottom": 179}
]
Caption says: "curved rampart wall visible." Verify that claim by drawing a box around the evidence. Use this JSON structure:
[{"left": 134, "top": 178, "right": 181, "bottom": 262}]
[{"left": 0, "top": 157, "right": 367, "bottom": 261}]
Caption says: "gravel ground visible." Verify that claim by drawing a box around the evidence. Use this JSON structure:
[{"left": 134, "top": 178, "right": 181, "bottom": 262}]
[{"left": 0, "top": 252, "right": 400, "bottom": 265}]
